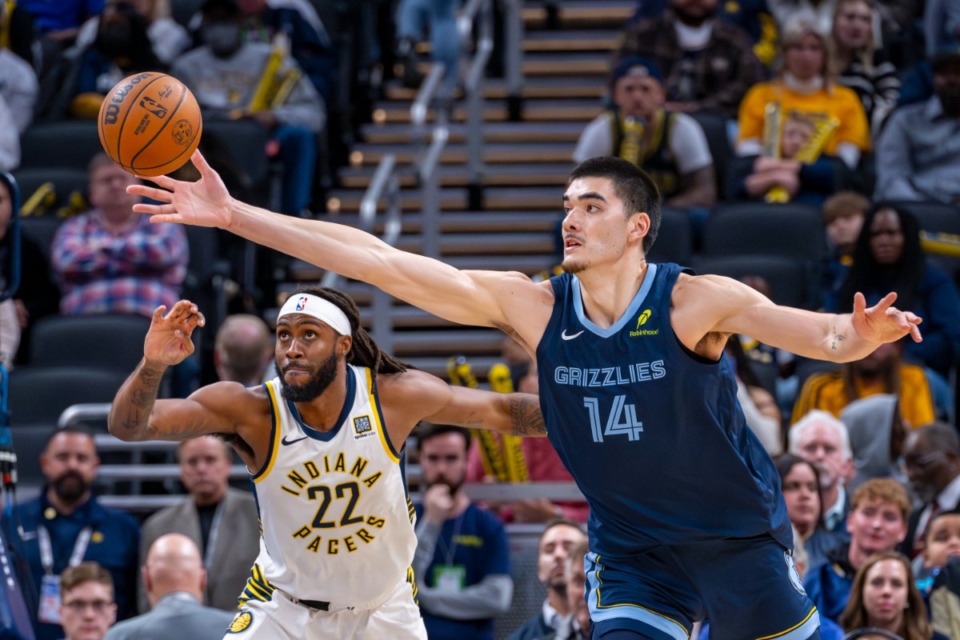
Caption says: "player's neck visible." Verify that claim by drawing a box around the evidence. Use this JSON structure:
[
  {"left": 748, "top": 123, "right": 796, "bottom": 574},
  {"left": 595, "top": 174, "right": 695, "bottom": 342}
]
[
  {"left": 295, "top": 381, "right": 350, "bottom": 432},
  {"left": 576, "top": 259, "right": 649, "bottom": 329}
]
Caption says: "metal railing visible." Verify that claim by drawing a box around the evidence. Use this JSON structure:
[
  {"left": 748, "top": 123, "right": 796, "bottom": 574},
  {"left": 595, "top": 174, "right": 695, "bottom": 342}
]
[{"left": 503, "top": 0, "right": 526, "bottom": 121}]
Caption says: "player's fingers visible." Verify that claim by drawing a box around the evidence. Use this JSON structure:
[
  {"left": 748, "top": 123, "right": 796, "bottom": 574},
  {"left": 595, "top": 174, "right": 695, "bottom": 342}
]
[
  {"left": 910, "top": 322, "right": 923, "bottom": 343},
  {"left": 192, "top": 149, "right": 214, "bottom": 176},
  {"left": 128, "top": 184, "right": 173, "bottom": 202},
  {"left": 152, "top": 305, "right": 167, "bottom": 323},
  {"left": 141, "top": 174, "right": 178, "bottom": 190},
  {"left": 873, "top": 291, "right": 897, "bottom": 312},
  {"left": 853, "top": 291, "right": 866, "bottom": 315}
]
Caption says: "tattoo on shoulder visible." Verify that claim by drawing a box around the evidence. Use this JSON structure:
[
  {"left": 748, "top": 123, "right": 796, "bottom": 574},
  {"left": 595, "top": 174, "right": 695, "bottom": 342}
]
[
  {"left": 831, "top": 325, "right": 846, "bottom": 351},
  {"left": 510, "top": 396, "right": 546, "bottom": 436}
]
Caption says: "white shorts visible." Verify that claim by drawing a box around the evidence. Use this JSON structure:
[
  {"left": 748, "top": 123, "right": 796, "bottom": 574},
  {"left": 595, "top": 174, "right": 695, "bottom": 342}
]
[{"left": 222, "top": 581, "right": 427, "bottom": 640}]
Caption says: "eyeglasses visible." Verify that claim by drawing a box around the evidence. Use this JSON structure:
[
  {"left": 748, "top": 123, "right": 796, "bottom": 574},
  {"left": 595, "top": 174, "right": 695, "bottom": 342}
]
[{"left": 62, "top": 599, "right": 113, "bottom": 614}]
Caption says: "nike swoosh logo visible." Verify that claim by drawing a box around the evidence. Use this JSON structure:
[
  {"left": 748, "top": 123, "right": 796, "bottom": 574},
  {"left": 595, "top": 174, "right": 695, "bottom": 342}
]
[
  {"left": 281, "top": 434, "right": 309, "bottom": 445},
  {"left": 561, "top": 330, "right": 584, "bottom": 341}
]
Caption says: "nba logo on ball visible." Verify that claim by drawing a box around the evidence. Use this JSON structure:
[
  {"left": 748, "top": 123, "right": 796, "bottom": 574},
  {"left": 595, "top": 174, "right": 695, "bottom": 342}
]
[{"left": 97, "top": 71, "right": 203, "bottom": 177}]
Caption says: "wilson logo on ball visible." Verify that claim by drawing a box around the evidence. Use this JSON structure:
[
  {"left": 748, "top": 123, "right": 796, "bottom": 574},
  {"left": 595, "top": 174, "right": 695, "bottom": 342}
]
[{"left": 102, "top": 72, "right": 152, "bottom": 125}]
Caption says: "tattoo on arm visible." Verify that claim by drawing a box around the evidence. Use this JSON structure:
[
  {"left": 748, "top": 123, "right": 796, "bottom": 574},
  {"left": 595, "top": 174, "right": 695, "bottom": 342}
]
[
  {"left": 510, "top": 396, "right": 546, "bottom": 436},
  {"left": 115, "top": 363, "right": 165, "bottom": 437},
  {"left": 831, "top": 325, "right": 846, "bottom": 351}
]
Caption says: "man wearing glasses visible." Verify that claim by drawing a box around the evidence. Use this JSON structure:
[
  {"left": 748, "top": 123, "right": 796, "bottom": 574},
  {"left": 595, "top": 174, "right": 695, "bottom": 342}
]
[
  {"left": 901, "top": 422, "right": 960, "bottom": 558},
  {"left": 59, "top": 563, "right": 116, "bottom": 640}
]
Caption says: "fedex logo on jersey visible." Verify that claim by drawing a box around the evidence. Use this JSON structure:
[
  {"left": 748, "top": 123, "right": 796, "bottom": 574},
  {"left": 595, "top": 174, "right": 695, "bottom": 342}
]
[{"left": 552, "top": 360, "right": 666, "bottom": 387}]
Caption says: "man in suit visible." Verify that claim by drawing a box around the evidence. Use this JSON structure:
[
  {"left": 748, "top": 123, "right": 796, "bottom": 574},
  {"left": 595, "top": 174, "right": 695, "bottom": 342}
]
[
  {"left": 139, "top": 436, "right": 259, "bottom": 612},
  {"left": 901, "top": 422, "right": 960, "bottom": 558},
  {"left": 105, "top": 534, "right": 233, "bottom": 640}
]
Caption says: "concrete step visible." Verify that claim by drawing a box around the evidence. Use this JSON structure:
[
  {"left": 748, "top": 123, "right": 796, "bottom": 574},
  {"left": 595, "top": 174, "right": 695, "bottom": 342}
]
[
  {"left": 383, "top": 76, "right": 607, "bottom": 102},
  {"left": 360, "top": 121, "right": 585, "bottom": 145},
  {"left": 348, "top": 140, "right": 576, "bottom": 167},
  {"left": 338, "top": 162, "right": 571, "bottom": 189},
  {"left": 522, "top": 0, "right": 634, "bottom": 29},
  {"left": 372, "top": 98, "right": 602, "bottom": 125},
  {"left": 326, "top": 185, "right": 560, "bottom": 214}
]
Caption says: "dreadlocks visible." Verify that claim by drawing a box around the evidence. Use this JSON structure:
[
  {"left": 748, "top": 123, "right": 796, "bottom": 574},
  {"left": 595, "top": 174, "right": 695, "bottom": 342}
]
[{"left": 294, "top": 287, "right": 409, "bottom": 375}]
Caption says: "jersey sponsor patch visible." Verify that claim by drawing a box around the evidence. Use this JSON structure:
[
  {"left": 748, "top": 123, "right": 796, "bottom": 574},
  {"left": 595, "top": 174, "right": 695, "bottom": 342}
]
[
  {"left": 353, "top": 415, "right": 373, "bottom": 437},
  {"left": 227, "top": 610, "right": 253, "bottom": 633}
]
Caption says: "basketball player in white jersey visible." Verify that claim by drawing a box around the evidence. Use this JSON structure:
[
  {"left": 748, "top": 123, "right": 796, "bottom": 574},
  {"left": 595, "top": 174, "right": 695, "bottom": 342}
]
[{"left": 108, "top": 287, "right": 544, "bottom": 640}]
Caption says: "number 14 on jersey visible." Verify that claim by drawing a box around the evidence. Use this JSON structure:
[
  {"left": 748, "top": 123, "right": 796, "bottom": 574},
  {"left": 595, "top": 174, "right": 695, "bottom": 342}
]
[{"left": 584, "top": 395, "right": 644, "bottom": 443}]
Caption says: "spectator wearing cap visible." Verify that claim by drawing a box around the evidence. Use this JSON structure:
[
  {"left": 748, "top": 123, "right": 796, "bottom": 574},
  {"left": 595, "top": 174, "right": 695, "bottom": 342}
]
[
  {"left": 874, "top": 47, "right": 960, "bottom": 204},
  {"left": 616, "top": 0, "right": 765, "bottom": 120},
  {"left": 573, "top": 56, "right": 717, "bottom": 211}
]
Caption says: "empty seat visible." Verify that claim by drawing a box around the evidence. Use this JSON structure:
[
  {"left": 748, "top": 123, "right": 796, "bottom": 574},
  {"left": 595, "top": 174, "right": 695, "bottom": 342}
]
[
  {"left": 703, "top": 201, "right": 827, "bottom": 263},
  {"left": 887, "top": 200, "right": 960, "bottom": 235},
  {"left": 648, "top": 207, "right": 693, "bottom": 266},
  {"left": 692, "top": 254, "right": 812, "bottom": 309},
  {"left": 8, "top": 366, "right": 128, "bottom": 425},
  {"left": 12, "top": 167, "right": 89, "bottom": 217},
  {"left": 19, "top": 121, "right": 102, "bottom": 170},
  {"left": 28, "top": 315, "right": 151, "bottom": 373}
]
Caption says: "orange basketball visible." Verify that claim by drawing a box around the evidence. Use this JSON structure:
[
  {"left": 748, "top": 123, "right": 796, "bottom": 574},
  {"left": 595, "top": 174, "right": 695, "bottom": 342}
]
[{"left": 97, "top": 71, "right": 202, "bottom": 177}]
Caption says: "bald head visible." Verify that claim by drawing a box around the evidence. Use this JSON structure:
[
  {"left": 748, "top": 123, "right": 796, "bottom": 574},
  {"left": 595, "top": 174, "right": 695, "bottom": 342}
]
[
  {"left": 143, "top": 534, "right": 206, "bottom": 606},
  {"left": 214, "top": 314, "right": 273, "bottom": 385}
]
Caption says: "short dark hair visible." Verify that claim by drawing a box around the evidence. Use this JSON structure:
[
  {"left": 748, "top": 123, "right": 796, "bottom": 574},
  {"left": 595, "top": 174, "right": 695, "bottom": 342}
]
[
  {"left": 568, "top": 157, "right": 662, "bottom": 253},
  {"left": 539, "top": 517, "right": 585, "bottom": 542},
  {"left": 43, "top": 426, "right": 96, "bottom": 454},
  {"left": 417, "top": 424, "right": 471, "bottom": 452}
]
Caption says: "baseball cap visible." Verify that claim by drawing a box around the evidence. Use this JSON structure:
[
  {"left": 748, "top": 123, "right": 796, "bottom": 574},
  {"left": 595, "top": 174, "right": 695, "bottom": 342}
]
[{"left": 611, "top": 56, "right": 664, "bottom": 85}]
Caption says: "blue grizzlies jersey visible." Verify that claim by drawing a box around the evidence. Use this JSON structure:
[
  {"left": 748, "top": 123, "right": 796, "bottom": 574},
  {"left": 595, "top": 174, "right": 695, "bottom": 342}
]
[{"left": 538, "top": 263, "right": 792, "bottom": 556}]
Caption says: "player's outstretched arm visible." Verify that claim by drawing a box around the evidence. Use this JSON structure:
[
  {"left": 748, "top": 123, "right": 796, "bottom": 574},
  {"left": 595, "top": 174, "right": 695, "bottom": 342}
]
[
  {"left": 128, "top": 151, "right": 543, "bottom": 332},
  {"left": 674, "top": 275, "right": 923, "bottom": 363},
  {"left": 108, "top": 301, "right": 253, "bottom": 442},
  {"left": 378, "top": 369, "right": 545, "bottom": 446}
]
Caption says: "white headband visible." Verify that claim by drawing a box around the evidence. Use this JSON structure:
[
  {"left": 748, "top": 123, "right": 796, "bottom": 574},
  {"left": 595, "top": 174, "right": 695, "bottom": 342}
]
[{"left": 277, "top": 293, "right": 352, "bottom": 336}]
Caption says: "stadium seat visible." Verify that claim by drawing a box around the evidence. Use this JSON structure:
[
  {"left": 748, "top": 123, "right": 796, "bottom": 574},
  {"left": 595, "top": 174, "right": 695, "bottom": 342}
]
[
  {"left": 28, "top": 315, "right": 151, "bottom": 373},
  {"left": 8, "top": 366, "right": 128, "bottom": 425},
  {"left": 703, "top": 201, "right": 827, "bottom": 262},
  {"left": 19, "top": 121, "right": 102, "bottom": 170},
  {"left": 647, "top": 207, "right": 693, "bottom": 266},
  {"left": 692, "top": 254, "right": 812, "bottom": 309}
]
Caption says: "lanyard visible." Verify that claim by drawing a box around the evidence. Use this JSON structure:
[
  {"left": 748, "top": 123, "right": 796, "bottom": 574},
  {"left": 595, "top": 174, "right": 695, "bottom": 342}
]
[
  {"left": 38, "top": 525, "right": 92, "bottom": 576},
  {"left": 203, "top": 502, "right": 224, "bottom": 568}
]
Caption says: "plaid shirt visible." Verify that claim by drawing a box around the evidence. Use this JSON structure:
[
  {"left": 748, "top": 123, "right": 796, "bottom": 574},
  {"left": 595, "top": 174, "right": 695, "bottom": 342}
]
[
  {"left": 617, "top": 10, "right": 767, "bottom": 119},
  {"left": 52, "top": 210, "right": 188, "bottom": 318}
]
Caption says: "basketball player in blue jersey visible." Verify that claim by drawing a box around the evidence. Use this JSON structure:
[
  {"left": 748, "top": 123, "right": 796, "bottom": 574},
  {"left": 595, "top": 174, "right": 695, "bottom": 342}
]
[
  {"left": 107, "top": 287, "right": 544, "bottom": 640},
  {"left": 127, "top": 152, "right": 924, "bottom": 640}
]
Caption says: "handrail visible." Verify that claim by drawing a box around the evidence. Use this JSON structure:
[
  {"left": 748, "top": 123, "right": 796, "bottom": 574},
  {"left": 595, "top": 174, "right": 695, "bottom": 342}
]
[
  {"left": 58, "top": 403, "right": 112, "bottom": 429},
  {"left": 503, "top": 0, "right": 525, "bottom": 120},
  {"left": 410, "top": 63, "right": 447, "bottom": 131}
]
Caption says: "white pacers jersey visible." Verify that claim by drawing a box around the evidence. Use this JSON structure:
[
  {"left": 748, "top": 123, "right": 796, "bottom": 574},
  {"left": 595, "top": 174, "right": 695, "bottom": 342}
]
[{"left": 243, "top": 365, "right": 417, "bottom": 606}]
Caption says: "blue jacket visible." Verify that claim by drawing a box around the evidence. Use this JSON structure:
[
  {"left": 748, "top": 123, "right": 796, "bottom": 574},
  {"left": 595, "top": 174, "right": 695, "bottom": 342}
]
[
  {"left": 803, "top": 543, "right": 855, "bottom": 623},
  {"left": 17, "top": 491, "right": 140, "bottom": 640},
  {"left": 507, "top": 611, "right": 554, "bottom": 640}
]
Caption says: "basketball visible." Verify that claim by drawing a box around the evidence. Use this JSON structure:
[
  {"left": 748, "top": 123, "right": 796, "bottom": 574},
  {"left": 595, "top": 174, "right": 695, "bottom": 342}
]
[{"left": 97, "top": 71, "right": 202, "bottom": 177}]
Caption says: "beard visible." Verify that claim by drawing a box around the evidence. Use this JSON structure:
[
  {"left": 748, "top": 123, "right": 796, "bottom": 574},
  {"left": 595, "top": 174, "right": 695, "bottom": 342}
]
[
  {"left": 561, "top": 257, "right": 585, "bottom": 274},
  {"left": 278, "top": 351, "right": 339, "bottom": 402},
  {"left": 52, "top": 470, "right": 90, "bottom": 505},
  {"left": 428, "top": 474, "right": 465, "bottom": 496}
]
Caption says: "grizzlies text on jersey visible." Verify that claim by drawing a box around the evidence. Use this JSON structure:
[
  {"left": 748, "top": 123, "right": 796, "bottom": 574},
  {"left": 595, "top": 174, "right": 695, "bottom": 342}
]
[{"left": 539, "top": 263, "right": 792, "bottom": 556}]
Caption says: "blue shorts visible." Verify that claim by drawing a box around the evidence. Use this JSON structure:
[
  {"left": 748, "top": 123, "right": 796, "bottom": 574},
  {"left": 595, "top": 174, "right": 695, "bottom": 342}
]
[{"left": 585, "top": 535, "right": 821, "bottom": 640}]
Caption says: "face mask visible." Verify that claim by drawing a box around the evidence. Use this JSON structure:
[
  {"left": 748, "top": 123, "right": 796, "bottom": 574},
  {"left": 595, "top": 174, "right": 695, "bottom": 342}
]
[
  {"left": 96, "top": 23, "right": 133, "bottom": 57},
  {"left": 204, "top": 23, "right": 243, "bottom": 58}
]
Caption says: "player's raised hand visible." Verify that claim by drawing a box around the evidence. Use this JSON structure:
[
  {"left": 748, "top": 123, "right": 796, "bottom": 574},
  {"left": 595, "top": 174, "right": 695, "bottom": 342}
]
[
  {"left": 144, "top": 300, "right": 206, "bottom": 366},
  {"left": 851, "top": 292, "right": 923, "bottom": 344},
  {"left": 126, "top": 150, "right": 232, "bottom": 229}
]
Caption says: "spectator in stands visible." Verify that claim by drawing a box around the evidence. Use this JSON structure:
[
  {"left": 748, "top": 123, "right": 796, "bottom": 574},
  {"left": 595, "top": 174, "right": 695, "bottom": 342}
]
[
  {"left": 833, "top": 204, "right": 960, "bottom": 384},
  {"left": 414, "top": 424, "right": 513, "bottom": 640},
  {"left": 138, "top": 436, "right": 258, "bottom": 613},
  {"left": 617, "top": 0, "right": 766, "bottom": 119},
  {"left": 840, "top": 394, "right": 909, "bottom": 492},
  {"left": 804, "top": 478, "right": 911, "bottom": 623},
  {"left": 213, "top": 313, "right": 274, "bottom": 385},
  {"left": 821, "top": 191, "right": 869, "bottom": 313},
  {"left": 0, "top": 0, "right": 38, "bottom": 68},
  {"left": 393, "top": 0, "right": 460, "bottom": 99},
  {"left": 766, "top": 0, "right": 841, "bottom": 34},
  {"left": 508, "top": 519, "right": 587, "bottom": 640},
  {"left": 726, "top": 335, "right": 784, "bottom": 455},
  {"left": 172, "top": 0, "right": 326, "bottom": 216},
  {"left": 736, "top": 17, "right": 871, "bottom": 173},
  {"left": 574, "top": 57, "right": 716, "bottom": 211},
  {"left": 18, "top": 427, "right": 140, "bottom": 640},
  {"left": 551, "top": 540, "right": 589, "bottom": 640},
  {"left": 0, "top": 46, "right": 38, "bottom": 136},
  {"left": 107, "top": 534, "right": 233, "bottom": 639},
  {"left": 790, "top": 410, "right": 855, "bottom": 534},
  {"left": 900, "top": 423, "right": 960, "bottom": 559},
  {"left": 840, "top": 551, "right": 946, "bottom": 640},
  {"left": 0, "top": 95, "right": 18, "bottom": 172},
  {"left": 874, "top": 47, "right": 960, "bottom": 204},
  {"left": 0, "top": 174, "right": 60, "bottom": 365},
  {"left": 829, "top": 0, "right": 900, "bottom": 132},
  {"left": 75, "top": 0, "right": 191, "bottom": 66},
  {"left": 467, "top": 360, "right": 589, "bottom": 524},
  {"left": 232, "top": 0, "right": 336, "bottom": 103},
  {"left": 776, "top": 453, "right": 846, "bottom": 569},
  {"left": 51, "top": 154, "right": 188, "bottom": 318},
  {"left": 18, "top": 0, "right": 103, "bottom": 42},
  {"left": 68, "top": 0, "right": 163, "bottom": 119},
  {"left": 729, "top": 108, "right": 848, "bottom": 205},
  {"left": 919, "top": 512, "right": 960, "bottom": 589},
  {"left": 59, "top": 562, "right": 117, "bottom": 640},
  {"left": 791, "top": 339, "right": 938, "bottom": 429}
]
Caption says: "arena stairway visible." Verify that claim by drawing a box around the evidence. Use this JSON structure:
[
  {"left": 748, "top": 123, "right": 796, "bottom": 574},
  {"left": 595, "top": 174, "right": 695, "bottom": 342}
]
[{"left": 283, "top": 0, "right": 634, "bottom": 380}]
